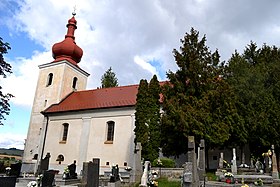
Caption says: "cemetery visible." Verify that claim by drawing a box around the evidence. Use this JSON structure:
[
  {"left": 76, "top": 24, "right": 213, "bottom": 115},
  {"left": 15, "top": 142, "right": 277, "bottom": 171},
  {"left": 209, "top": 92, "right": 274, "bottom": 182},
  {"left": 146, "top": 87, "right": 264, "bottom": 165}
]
[{"left": 1, "top": 136, "right": 280, "bottom": 186}]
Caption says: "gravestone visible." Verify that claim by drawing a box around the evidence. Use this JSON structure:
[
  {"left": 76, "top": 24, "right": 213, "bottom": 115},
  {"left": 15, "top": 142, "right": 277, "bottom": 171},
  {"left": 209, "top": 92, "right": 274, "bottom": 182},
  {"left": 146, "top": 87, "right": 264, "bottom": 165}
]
[
  {"left": 131, "top": 142, "right": 142, "bottom": 183},
  {"left": 10, "top": 162, "right": 22, "bottom": 177},
  {"left": 231, "top": 148, "right": 237, "bottom": 174},
  {"left": 198, "top": 139, "right": 205, "bottom": 181},
  {"left": 108, "top": 164, "right": 121, "bottom": 187},
  {"left": 219, "top": 152, "right": 224, "bottom": 169},
  {"left": 140, "top": 161, "right": 150, "bottom": 187},
  {"left": 38, "top": 153, "right": 51, "bottom": 174},
  {"left": 264, "top": 155, "right": 270, "bottom": 173},
  {"left": 41, "top": 170, "right": 55, "bottom": 187},
  {"left": 0, "top": 176, "right": 17, "bottom": 187},
  {"left": 81, "top": 158, "right": 100, "bottom": 187},
  {"left": 182, "top": 136, "right": 199, "bottom": 187},
  {"left": 215, "top": 152, "right": 224, "bottom": 177},
  {"left": 109, "top": 165, "right": 120, "bottom": 182},
  {"left": 271, "top": 145, "right": 279, "bottom": 179},
  {"left": 68, "top": 160, "right": 77, "bottom": 179}
]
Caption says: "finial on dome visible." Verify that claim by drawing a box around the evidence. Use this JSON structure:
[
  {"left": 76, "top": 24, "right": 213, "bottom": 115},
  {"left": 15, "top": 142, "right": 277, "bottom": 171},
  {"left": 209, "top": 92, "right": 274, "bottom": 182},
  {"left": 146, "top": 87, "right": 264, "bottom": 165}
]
[{"left": 72, "top": 5, "right": 77, "bottom": 16}]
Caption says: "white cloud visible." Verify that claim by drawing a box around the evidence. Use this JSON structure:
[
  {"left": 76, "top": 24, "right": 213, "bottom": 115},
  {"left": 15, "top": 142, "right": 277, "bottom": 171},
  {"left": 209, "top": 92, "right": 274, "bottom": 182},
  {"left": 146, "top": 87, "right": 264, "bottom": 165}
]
[
  {"left": 0, "top": 133, "right": 26, "bottom": 150},
  {"left": 134, "top": 55, "right": 157, "bottom": 76},
  {"left": 3, "top": 0, "right": 280, "bottom": 110},
  {"left": 1, "top": 51, "right": 52, "bottom": 107}
]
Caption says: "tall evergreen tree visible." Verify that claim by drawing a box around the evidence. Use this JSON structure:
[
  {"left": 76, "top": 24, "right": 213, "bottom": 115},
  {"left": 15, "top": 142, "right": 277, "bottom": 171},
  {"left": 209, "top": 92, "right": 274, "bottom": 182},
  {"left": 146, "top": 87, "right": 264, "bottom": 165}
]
[
  {"left": 101, "top": 67, "right": 119, "bottom": 88},
  {"left": 134, "top": 76, "right": 161, "bottom": 161},
  {"left": 225, "top": 42, "right": 280, "bottom": 155},
  {"left": 161, "top": 28, "right": 239, "bottom": 156},
  {"left": 147, "top": 75, "right": 161, "bottom": 161},
  {"left": 134, "top": 79, "right": 150, "bottom": 158},
  {"left": 0, "top": 37, "right": 13, "bottom": 125}
]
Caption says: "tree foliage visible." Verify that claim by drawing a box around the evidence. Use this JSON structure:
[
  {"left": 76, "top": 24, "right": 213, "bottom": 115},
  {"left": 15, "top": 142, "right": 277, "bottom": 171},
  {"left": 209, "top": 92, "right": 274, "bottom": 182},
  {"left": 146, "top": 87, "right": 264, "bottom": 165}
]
[
  {"left": 101, "top": 67, "right": 118, "bottom": 88},
  {"left": 225, "top": 42, "right": 280, "bottom": 155},
  {"left": 0, "top": 37, "right": 13, "bottom": 125},
  {"left": 134, "top": 75, "right": 161, "bottom": 161},
  {"left": 161, "top": 28, "right": 241, "bottom": 156}
]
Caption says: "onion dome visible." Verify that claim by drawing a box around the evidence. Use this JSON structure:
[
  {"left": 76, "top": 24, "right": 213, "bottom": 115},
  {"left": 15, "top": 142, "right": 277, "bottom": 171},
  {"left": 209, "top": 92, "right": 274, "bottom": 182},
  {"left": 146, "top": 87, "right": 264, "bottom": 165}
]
[{"left": 52, "top": 13, "right": 83, "bottom": 66}]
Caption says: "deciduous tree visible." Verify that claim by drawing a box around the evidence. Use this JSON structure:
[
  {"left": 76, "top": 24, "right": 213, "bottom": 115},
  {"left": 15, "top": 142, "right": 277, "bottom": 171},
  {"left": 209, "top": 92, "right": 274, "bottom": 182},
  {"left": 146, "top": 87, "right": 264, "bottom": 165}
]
[{"left": 0, "top": 37, "right": 13, "bottom": 125}]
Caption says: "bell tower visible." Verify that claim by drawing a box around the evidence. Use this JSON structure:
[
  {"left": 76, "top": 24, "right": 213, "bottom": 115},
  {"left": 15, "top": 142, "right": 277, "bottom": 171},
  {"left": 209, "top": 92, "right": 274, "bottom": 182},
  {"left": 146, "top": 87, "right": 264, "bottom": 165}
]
[{"left": 22, "top": 13, "right": 89, "bottom": 172}]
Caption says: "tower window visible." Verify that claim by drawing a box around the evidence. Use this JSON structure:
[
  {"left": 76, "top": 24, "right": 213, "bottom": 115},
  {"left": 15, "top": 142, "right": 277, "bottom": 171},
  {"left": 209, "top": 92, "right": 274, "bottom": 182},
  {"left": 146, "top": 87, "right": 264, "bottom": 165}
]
[
  {"left": 72, "top": 77, "right": 78, "bottom": 89},
  {"left": 105, "top": 121, "right": 115, "bottom": 143},
  {"left": 46, "top": 73, "right": 53, "bottom": 86},
  {"left": 33, "top": 154, "right": 38, "bottom": 160},
  {"left": 61, "top": 123, "right": 69, "bottom": 142}
]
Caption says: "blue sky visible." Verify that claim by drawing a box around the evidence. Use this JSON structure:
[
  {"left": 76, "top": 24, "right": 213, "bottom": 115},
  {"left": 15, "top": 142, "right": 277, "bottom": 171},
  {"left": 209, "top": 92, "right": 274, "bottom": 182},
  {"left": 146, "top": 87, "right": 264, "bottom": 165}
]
[{"left": 2, "top": 0, "right": 280, "bottom": 150}]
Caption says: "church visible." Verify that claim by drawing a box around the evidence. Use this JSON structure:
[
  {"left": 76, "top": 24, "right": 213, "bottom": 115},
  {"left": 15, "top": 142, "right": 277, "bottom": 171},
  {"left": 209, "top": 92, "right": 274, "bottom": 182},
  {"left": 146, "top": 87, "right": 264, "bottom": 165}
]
[{"left": 22, "top": 13, "right": 141, "bottom": 178}]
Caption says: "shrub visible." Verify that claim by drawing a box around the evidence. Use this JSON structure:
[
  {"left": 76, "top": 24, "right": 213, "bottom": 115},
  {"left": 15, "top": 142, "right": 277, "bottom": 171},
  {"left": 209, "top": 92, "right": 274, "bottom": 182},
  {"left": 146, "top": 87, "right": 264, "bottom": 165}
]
[{"left": 152, "top": 158, "right": 175, "bottom": 168}]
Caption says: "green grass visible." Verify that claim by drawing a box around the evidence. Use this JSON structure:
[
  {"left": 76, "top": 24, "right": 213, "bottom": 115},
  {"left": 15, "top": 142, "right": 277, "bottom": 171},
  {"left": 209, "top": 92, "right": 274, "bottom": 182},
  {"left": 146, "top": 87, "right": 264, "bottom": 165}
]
[
  {"left": 206, "top": 171, "right": 218, "bottom": 181},
  {"left": 157, "top": 177, "right": 181, "bottom": 187}
]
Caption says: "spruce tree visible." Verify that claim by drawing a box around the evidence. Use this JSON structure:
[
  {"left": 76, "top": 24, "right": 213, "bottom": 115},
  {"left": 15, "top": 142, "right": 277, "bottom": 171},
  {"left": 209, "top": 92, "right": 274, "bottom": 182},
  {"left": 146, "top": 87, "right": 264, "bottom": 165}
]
[
  {"left": 161, "top": 28, "right": 237, "bottom": 156},
  {"left": 101, "top": 67, "right": 119, "bottom": 88}
]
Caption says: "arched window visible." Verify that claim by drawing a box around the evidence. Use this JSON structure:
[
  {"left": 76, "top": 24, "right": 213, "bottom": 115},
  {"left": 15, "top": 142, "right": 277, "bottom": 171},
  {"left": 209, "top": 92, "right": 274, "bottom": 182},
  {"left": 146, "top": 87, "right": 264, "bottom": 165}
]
[
  {"left": 56, "top": 154, "right": 64, "bottom": 161},
  {"left": 46, "top": 73, "right": 53, "bottom": 86},
  {"left": 72, "top": 77, "right": 78, "bottom": 89},
  {"left": 33, "top": 154, "right": 38, "bottom": 160},
  {"left": 62, "top": 123, "right": 69, "bottom": 142},
  {"left": 106, "top": 121, "right": 115, "bottom": 142}
]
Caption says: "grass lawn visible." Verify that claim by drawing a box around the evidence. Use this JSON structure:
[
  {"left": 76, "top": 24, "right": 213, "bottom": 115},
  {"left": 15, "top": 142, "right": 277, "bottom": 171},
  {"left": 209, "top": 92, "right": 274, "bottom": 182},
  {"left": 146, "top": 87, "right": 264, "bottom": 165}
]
[{"left": 157, "top": 177, "right": 181, "bottom": 187}]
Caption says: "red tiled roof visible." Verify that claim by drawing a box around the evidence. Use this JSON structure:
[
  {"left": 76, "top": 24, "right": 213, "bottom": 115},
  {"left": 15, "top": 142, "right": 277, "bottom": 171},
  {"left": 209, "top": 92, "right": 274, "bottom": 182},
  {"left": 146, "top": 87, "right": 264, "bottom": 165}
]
[{"left": 43, "top": 84, "right": 139, "bottom": 114}]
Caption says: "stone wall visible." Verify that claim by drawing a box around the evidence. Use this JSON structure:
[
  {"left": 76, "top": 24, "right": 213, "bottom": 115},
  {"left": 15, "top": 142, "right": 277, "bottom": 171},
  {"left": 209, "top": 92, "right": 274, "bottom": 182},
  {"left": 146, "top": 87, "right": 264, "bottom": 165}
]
[{"left": 152, "top": 167, "right": 183, "bottom": 179}]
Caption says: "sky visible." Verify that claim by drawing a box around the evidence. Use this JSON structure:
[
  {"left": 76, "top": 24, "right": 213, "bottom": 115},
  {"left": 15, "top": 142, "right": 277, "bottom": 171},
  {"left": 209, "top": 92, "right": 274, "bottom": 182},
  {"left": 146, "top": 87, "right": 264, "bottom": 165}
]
[{"left": 1, "top": 0, "right": 280, "bottom": 150}]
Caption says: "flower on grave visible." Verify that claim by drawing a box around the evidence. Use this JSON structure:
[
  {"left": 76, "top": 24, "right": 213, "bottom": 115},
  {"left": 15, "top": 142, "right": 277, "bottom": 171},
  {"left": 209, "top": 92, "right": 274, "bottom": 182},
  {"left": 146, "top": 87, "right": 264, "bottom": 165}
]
[
  {"left": 36, "top": 174, "right": 43, "bottom": 182},
  {"left": 254, "top": 178, "right": 263, "bottom": 186},
  {"left": 157, "top": 159, "right": 163, "bottom": 166},
  {"left": 64, "top": 166, "right": 70, "bottom": 174},
  {"left": 224, "top": 172, "right": 234, "bottom": 177},
  {"left": 262, "top": 150, "right": 272, "bottom": 157},
  {"left": 148, "top": 180, "right": 158, "bottom": 187},
  {"left": 223, "top": 160, "right": 230, "bottom": 168},
  {"left": 241, "top": 184, "right": 249, "bottom": 187},
  {"left": 27, "top": 181, "right": 37, "bottom": 187},
  {"left": 5, "top": 167, "right": 11, "bottom": 171},
  {"left": 151, "top": 170, "right": 158, "bottom": 176}
]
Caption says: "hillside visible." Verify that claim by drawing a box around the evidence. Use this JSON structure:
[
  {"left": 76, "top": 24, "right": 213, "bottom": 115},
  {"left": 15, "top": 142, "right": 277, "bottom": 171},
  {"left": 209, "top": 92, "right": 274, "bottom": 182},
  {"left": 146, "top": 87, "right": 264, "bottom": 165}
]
[{"left": 0, "top": 148, "right": 23, "bottom": 156}]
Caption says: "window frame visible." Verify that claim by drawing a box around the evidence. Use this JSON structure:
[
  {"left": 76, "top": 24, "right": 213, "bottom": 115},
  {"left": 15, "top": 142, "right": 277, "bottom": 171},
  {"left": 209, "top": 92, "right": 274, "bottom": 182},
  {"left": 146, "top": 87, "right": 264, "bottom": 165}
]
[
  {"left": 46, "top": 73, "right": 53, "bottom": 86},
  {"left": 72, "top": 77, "right": 78, "bottom": 89},
  {"left": 105, "top": 121, "right": 115, "bottom": 144},
  {"left": 60, "top": 123, "right": 69, "bottom": 143}
]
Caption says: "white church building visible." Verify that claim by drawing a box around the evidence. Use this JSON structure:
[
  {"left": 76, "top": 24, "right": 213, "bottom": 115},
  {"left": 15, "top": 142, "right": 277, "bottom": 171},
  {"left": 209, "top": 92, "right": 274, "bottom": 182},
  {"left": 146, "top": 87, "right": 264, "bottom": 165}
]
[{"left": 22, "top": 14, "right": 141, "bottom": 177}]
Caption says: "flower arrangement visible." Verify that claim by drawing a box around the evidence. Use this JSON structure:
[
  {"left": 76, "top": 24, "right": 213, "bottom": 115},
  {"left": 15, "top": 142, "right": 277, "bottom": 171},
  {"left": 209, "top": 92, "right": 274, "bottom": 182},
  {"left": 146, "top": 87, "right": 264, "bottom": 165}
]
[
  {"left": 148, "top": 180, "right": 158, "bottom": 187},
  {"left": 63, "top": 166, "right": 70, "bottom": 179},
  {"left": 64, "top": 166, "right": 70, "bottom": 174},
  {"left": 262, "top": 150, "right": 272, "bottom": 157},
  {"left": 27, "top": 181, "right": 37, "bottom": 187},
  {"left": 223, "top": 160, "right": 230, "bottom": 168},
  {"left": 157, "top": 159, "right": 163, "bottom": 166},
  {"left": 224, "top": 172, "right": 234, "bottom": 177},
  {"left": 148, "top": 170, "right": 159, "bottom": 186},
  {"left": 254, "top": 178, "right": 263, "bottom": 186}
]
